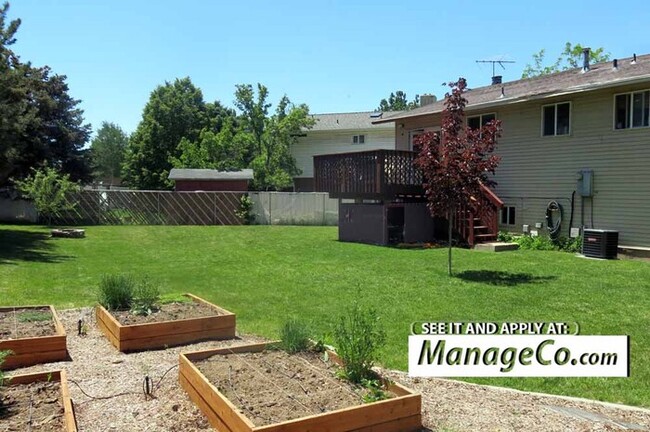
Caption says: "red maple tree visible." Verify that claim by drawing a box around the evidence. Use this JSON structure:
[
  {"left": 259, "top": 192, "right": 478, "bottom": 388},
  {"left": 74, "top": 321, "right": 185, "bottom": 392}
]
[{"left": 414, "top": 78, "right": 502, "bottom": 275}]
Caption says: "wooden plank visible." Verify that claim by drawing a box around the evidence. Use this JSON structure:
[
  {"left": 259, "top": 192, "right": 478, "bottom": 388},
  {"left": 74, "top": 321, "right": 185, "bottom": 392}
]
[
  {"left": 95, "top": 307, "right": 122, "bottom": 350},
  {"left": 59, "top": 369, "right": 79, "bottom": 432},
  {"left": 50, "top": 305, "right": 67, "bottom": 336},
  {"left": 180, "top": 343, "right": 422, "bottom": 432},
  {"left": 180, "top": 355, "right": 255, "bottom": 432},
  {"left": 5, "top": 370, "right": 61, "bottom": 385},
  {"left": 119, "top": 314, "right": 235, "bottom": 340},
  {"left": 95, "top": 305, "right": 122, "bottom": 338},
  {"left": 2, "top": 350, "right": 69, "bottom": 370},
  {"left": 353, "top": 415, "right": 422, "bottom": 432},
  {"left": 120, "top": 327, "right": 235, "bottom": 352},
  {"left": 183, "top": 341, "right": 273, "bottom": 362},
  {"left": 254, "top": 394, "right": 421, "bottom": 432},
  {"left": 0, "top": 335, "right": 66, "bottom": 352}
]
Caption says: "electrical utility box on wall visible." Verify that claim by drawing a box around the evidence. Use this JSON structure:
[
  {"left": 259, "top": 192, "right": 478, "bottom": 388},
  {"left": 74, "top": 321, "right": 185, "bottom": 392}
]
[{"left": 577, "top": 169, "right": 594, "bottom": 197}]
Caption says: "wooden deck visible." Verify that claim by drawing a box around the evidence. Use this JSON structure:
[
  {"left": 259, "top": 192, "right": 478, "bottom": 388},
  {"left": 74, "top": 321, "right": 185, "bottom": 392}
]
[{"left": 314, "top": 150, "right": 423, "bottom": 199}]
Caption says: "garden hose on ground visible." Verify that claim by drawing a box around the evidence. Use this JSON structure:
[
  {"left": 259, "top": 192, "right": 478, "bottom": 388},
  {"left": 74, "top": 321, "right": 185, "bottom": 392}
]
[{"left": 546, "top": 201, "right": 563, "bottom": 240}]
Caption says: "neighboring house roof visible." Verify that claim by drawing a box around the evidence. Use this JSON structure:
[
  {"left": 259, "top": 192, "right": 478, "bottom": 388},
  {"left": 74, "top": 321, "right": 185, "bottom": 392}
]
[
  {"left": 308, "top": 111, "right": 402, "bottom": 131},
  {"left": 375, "top": 54, "right": 650, "bottom": 123},
  {"left": 168, "top": 168, "right": 254, "bottom": 181}
]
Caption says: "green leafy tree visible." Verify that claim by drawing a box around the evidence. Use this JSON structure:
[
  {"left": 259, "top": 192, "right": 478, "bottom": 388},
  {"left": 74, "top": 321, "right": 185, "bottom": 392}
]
[
  {"left": 123, "top": 77, "right": 212, "bottom": 190},
  {"left": 0, "top": 2, "right": 91, "bottom": 185},
  {"left": 522, "top": 42, "right": 610, "bottom": 78},
  {"left": 15, "top": 165, "right": 80, "bottom": 225},
  {"left": 234, "top": 84, "right": 315, "bottom": 190},
  {"left": 90, "top": 122, "right": 128, "bottom": 185},
  {"left": 170, "top": 118, "right": 252, "bottom": 171},
  {"left": 377, "top": 90, "right": 419, "bottom": 112}
]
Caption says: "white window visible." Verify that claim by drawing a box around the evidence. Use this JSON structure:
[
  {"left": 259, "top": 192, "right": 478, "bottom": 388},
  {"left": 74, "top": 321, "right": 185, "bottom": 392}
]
[
  {"left": 352, "top": 134, "right": 365, "bottom": 144},
  {"left": 542, "top": 102, "right": 571, "bottom": 136},
  {"left": 467, "top": 113, "right": 496, "bottom": 130},
  {"left": 614, "top": 90, "right": 650, "bottom": 129},
  {"left": 500, "top": 206, "right": 516, "bottom": 225}
]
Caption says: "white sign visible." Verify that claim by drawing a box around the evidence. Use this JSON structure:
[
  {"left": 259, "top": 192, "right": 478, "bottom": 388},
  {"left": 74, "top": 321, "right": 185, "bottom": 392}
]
[{"left": 408, "top": 335, "right": 629, "bottom": 377}]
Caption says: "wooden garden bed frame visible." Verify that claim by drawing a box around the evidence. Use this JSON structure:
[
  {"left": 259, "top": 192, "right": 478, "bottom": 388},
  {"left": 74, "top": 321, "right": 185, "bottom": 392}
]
[
  {"left": 5, "top": 369, "right": 78, "bottom": 432},
  {"left": 179, "top": 342, "right": 422, "bottom": 432},
  {"left": 0, "top": 305, "right": 68, "bottom": 370},
  {"left": 96, "top": 293, "right": 236, "bottom": 352}
]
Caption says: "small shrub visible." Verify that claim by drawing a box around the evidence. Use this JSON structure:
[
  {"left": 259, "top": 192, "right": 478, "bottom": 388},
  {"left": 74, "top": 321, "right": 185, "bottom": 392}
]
[
  {"left": 514, "top": 234, "right": 582, "bottom": 253},
  {"left": 279, "top": 319, "right": 311, "bottom": 353},
  {"left": 235, "top": 194, "right": 255, "bottom": 225},
  {"left": 333, "top": 302, "right": 386, "bottom": 384},
  {"left": 496, "top": 231, "right": 515, "bottom": 242},
  {"left": 131, "top": 277, "right": 161, "bottom": 316},
  {"left": 98, "top": 274, "right": 135, "bottom": 310},
  {"left": 360, "top": 378, "right": 390, "bottom": 403}
]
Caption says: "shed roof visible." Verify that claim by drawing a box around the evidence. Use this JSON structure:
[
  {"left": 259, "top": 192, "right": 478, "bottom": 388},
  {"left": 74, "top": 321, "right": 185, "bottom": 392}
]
[
  {"left": 375, "top": 54, "right": 650, "bottom": 123},
  {"left": 168, "top": 168, "right": 254, "bottom": 181}
]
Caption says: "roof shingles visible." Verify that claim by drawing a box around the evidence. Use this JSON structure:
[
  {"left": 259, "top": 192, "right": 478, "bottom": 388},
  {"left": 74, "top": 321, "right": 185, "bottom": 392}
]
[{"left": 376, "top": 54, "right": 650, "bottom": 123}]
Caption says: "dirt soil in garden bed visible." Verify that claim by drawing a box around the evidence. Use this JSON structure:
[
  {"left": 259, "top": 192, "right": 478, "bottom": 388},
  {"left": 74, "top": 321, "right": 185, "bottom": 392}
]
[
  {"left": 0, "top": 381, "right": 64, "bottom": 431},
  {"left": 0, "top": 308, "right": 55, "bottom": 339},
  {"left": 111, "top": 300, "right": 222, "bottom": 325},
  {"left": 195, "top": 350, "right": 396, "bottom": 427}
]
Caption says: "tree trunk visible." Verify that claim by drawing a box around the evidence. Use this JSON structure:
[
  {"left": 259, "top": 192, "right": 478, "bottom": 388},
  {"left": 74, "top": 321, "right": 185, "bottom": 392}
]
[{"left": 447, "top": 208, "right": 453, "bottom": 276}]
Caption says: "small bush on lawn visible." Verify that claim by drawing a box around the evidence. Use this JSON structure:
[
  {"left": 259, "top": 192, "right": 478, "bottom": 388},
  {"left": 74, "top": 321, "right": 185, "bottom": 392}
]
[
  {"left": 98, "top": 274, "right": 135, "bottom": 310},
  {"left": 333, "top": 302, "right": 386, "bottom": 384},
  {"left": 279, "top": 319, "right": 311, "bottom": 353},
  {"left": 131, "top": 277, "right": 161, "bottom": 316}
]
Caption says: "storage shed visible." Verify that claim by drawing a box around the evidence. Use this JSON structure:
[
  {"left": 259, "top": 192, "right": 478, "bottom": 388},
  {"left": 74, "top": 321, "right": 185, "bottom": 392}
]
[{"left": 168, "top": 169, "right": 254, "bottom": 192}]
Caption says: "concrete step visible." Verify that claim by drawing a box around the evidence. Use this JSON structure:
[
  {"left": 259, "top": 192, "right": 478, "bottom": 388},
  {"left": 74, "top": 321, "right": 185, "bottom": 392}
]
[{"left": 474, "top": 242, "right": 520, "bottom": 252}]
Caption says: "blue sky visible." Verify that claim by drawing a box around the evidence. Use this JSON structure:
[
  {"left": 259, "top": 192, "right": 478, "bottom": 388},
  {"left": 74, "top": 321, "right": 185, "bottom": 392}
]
[{"left": 9, "top": 0, "right": 650, "bottom": 135}]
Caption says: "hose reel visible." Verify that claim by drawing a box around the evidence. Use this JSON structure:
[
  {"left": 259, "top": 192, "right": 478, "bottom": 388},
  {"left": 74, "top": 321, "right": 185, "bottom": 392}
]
[{"left": 545, "top": 201, "right": 563, "bottom": 240}]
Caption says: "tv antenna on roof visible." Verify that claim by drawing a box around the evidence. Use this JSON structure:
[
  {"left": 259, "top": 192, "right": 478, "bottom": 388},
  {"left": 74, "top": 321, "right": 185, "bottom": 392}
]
[{"left": 476, "top": 57, "right": 516, "bottom": 78}]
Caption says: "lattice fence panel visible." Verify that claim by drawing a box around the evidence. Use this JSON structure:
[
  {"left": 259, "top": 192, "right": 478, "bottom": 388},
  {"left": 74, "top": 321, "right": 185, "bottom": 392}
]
[{"left": 51, "top": 190, "right": 245, "bottom": 226}]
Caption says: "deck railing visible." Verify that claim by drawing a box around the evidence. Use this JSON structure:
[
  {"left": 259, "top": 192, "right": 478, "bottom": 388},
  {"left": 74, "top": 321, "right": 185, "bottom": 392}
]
[{"left": 313, "top": 150, "right": 423, "bottom": 199}]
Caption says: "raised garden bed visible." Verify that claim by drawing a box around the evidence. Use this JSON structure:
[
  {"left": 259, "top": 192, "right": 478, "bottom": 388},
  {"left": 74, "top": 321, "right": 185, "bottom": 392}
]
[
  {"left": 0, "top": 306, "right": 69, "bottom": 370},
  {"left": 96, "top": 293, "right": 236, "bottom": 352},
  {"left": 179, "top": 342, "right": 422, "bottom": 432},
  {"left": 1, "top": 369, "right": 77, "bottom": 431}
]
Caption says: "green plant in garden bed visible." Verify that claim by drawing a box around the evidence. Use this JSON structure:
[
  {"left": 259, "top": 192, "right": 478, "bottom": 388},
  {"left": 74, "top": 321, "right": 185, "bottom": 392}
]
[
  {"left": 98, "top": 274, "right": 160, "bottom": 315},
  {"left": 333, "top": 302, "right": 386, "bottom": 384},
  {"left": 16, "top": 310, "right": 51, "bottom": 323},
  {"left": 98, "top": 274, "right": 135, "bottom": 310},
  {"left": 278, "top": 319, "right": 311, "bottom": 353},
  {"left": 131, "top": 277, "right": 161, "bottom": 316}
]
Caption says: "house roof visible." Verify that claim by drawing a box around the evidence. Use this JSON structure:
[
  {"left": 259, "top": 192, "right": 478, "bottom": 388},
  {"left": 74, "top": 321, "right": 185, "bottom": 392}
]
[
  {"left": 168, "top": 168, "right": 254, "bottom": 181},
  {"left": 375, "top": 54, "right": 650, "bottom": 124},
  {"left": 308, "top": 111, "right": 402, "bottom": 131}
]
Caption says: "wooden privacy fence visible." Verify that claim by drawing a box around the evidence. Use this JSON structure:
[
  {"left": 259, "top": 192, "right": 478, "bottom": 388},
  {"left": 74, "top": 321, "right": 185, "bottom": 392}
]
[{"left": 52, "top": 190, "right": 245, "bottom": 225}]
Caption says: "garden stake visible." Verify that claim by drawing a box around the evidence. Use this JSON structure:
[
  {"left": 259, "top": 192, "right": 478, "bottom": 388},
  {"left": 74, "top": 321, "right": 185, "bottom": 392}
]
[
  {"left": 77, "top": 319, "right": 83, "bottom": 336},
  {"left": 143, "top": 375, "right": 152, "bottom": 400}
]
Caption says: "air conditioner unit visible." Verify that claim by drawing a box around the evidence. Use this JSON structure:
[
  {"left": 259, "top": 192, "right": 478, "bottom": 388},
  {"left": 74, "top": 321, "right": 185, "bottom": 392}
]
[{"left": 582, "top": 229, "right": 618, "bottom": 259}]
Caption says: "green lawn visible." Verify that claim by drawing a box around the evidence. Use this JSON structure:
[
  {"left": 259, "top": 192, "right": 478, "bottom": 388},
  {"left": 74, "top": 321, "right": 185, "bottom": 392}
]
[{"left": 1, "top": 224, "right": 649, "bottom": 407}]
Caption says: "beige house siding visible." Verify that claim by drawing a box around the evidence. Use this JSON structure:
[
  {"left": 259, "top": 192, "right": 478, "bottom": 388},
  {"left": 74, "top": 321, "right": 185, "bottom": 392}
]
[
  {"left": 392, "top": 84, "right": 650, "bottom": 247},
  {"left": 292, "top": 129, "right": 396, "bottom": 178}
]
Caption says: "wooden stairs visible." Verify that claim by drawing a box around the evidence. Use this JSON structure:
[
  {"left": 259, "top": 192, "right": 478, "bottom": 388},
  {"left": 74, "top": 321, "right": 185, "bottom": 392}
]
[{"left": 453, "top": 184, "right": 504, "bottom": 247}]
